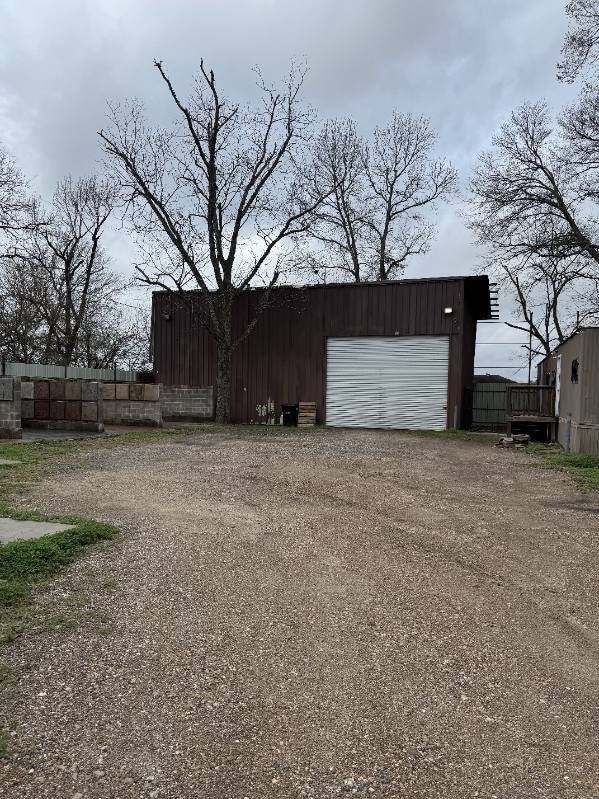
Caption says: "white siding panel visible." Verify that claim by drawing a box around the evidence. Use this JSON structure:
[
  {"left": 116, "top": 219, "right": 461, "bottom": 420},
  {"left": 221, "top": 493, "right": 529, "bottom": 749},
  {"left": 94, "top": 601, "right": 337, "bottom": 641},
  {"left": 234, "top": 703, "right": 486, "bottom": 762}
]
[{"left": 326, "top": 336, "right": 449, "bottom": 430}]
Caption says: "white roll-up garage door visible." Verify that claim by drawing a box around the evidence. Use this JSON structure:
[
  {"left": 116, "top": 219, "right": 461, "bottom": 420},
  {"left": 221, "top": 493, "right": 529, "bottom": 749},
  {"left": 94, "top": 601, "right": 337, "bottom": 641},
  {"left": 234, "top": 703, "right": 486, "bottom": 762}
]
[{"left": 326, "top": 336, "right": 449, "bottom": 430}]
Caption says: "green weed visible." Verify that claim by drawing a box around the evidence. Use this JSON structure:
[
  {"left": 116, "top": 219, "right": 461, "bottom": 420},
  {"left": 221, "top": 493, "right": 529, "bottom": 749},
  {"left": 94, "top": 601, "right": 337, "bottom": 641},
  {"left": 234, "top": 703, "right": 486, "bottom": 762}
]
[
  {"left": 0, "top": 429, "right": 173, "bottom": 626},
  {"left": 0, "top": 520, "right": 117, "bottom": 602},
  {"left": 527, "top": 447, "right": 599, "bottom": 492},
  {"left": 409, "top": 428, "right": 503, "bottom": 444}
]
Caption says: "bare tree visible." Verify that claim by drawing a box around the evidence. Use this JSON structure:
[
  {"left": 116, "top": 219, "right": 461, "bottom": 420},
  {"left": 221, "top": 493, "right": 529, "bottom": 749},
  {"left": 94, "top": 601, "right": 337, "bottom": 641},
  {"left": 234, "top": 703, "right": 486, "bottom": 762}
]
[
  {"left": 45, "top": 176, "right": 116, "bottom": 364},
  {"left": 468, "top": 101, "right": 599, "bottom": 355},
  {"left": 307, "top": 113, "right": 456, "bottom": 283},
  {"left": 363, "top": 113, "right": 457, "bottom": 281},
  {"left": 0, "top": 265, "right": 45, "bottom": 362},
  {"left": 77, "top": 302, "right": 151, "bottom": 370},
  {"left": 556, "top": 1, "right": 599, "bottom": 233},
  {"left": 99, "top": 60, "right": 326, "bottom": 423},
  {"left": 0, "top": 260, "right": 147, "bottom": 369},
  {"left": 484, "top": 252, "right": 597, "bottom": 356},
  {"left": 469, "top": 103, "right": 598, "bottom": 263},
  {"left": 1, "top": 175, "right": 119, "bottom": 365},
  {"left": 558, "top": 0, "right": 599, "bottom": 83},
  {"left": 307, "top": 119, "right": 368, "bottom": 281},
  {"left": 0, "top": 143, "right": 39, "bottom": 239},
  {"left": 468, "top": 1, "right": 599, "bottom": 360}
]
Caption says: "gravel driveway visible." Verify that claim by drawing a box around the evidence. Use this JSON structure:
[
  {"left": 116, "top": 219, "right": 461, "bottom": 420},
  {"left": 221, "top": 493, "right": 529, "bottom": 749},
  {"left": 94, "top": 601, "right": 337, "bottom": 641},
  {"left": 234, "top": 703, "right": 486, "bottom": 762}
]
[{"left": 1, "top": 428, "right": 598, "bottom": 798}]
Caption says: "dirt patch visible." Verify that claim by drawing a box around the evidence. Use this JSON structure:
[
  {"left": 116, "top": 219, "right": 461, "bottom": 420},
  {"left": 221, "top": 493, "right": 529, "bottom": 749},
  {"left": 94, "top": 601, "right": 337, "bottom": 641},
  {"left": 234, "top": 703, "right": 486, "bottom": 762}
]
[{"left": 1, "top": 428, "right": 598, "bottom": 798}]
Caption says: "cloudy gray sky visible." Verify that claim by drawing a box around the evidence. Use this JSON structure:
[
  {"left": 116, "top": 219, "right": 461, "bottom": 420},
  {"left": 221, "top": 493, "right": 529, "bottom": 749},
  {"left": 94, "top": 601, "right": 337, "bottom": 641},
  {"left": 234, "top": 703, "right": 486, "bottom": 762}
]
[{"left": 0, "top": 0, "right": 576, "bottom": 376}]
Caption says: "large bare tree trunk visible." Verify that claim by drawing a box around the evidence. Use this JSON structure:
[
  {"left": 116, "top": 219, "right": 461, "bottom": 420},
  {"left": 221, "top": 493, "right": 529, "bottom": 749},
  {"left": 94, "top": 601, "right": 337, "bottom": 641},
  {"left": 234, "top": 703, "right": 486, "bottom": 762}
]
[{"left": 215, "top": 338, "right": 232, "bottom": 424}]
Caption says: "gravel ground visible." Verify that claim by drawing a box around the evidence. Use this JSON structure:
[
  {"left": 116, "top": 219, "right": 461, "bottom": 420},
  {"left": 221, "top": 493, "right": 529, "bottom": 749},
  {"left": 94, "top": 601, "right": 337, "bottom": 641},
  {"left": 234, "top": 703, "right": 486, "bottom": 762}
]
[{"left": 1, "top": 427, "right": 598, "bottom": 799}]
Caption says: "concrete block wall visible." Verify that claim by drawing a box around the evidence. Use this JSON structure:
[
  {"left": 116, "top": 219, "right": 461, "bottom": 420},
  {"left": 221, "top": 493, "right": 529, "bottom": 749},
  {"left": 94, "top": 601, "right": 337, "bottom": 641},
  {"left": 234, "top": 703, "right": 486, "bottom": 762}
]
[
  {"left": 103, "top": 383, "right": 162, "bottom": 427},
  {"left": 0, "top": 377, "right": 22, "bottom": 439},
  {"left": 21, "top": 379, "right": 103, "bottom": 432},
  {"left": 160, "top": 385, "right": 214, "bottom": 422},
  {"left": 1, "top": 378, "right": 211, "bottom": 434}
]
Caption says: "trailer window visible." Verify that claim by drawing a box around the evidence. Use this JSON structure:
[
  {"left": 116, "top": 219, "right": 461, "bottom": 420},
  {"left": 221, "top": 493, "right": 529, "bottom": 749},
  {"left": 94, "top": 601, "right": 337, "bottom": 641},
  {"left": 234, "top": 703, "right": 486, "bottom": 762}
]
[{"left": 571, "top": 358, "right": 579, "bottom": 384}]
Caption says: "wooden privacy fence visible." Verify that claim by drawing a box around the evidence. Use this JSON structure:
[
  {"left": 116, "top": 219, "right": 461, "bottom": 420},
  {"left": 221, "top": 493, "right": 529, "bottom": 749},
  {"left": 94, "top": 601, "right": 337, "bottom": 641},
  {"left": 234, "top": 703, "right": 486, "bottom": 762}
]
[
  {"left": 471, "top": 381, "right": 558, "bottom": 434},
  {"left": 471, "top": 381, "right": 510, "bottom": 431}
]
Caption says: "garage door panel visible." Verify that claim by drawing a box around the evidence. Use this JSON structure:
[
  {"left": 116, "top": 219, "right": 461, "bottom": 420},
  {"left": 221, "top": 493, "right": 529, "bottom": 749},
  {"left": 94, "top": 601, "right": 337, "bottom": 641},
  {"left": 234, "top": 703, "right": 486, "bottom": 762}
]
[{"left": 326, "top": 336, "right": 449, "bottom": 430}]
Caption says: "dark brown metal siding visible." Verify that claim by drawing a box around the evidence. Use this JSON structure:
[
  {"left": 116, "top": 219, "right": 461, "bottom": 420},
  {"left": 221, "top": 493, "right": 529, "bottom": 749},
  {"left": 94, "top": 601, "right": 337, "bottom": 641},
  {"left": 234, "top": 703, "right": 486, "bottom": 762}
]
[{"left": 152, "top": 279, "right": 482, "bottom": 427}]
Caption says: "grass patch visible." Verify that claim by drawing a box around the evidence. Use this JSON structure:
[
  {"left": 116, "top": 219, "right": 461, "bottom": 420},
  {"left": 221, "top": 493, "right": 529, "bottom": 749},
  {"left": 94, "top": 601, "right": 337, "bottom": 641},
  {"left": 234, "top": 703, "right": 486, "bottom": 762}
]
[
  {"left": 0, "top": 426, "right": 178, "bottom": 463},
  {"left": 408, "top": 429, "right": 599, "bottom": 493},
  {"left": 0, "top": 580, "right": 28, "bottom": 607},
  {"left": 0, "top": 519, "right": 118, "bottom": 608},
  {"left": 0, "top": 622, "right": 23, "bottom": 645},
  {"left": 0, "top": 427, "right": 179, "bottom": 511},
  {"left": 0, "top": 427, "right": 175, "bottom": 620},
  {"left": 391, "top": 427, "right": 599, "bottom": 492},
  {"left": 525, "top": 446, "right": 599, "bottom": 492},
  {"left": 0, "top": 511, "right": 118, "bottom": 656},
  {"left": 409, "top": 428, "right": 503, "bottom": 445},
  {"left": 0, "top": 426, "right": 185, "bottom": 759},
  {"left": 413, "top": 431, "right": 599, "bottom": 492}
]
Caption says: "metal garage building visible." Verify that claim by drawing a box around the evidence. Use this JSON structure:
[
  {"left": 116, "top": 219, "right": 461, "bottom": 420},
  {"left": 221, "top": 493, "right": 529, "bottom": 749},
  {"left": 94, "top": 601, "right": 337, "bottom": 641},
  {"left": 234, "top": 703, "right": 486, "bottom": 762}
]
[{"left": 151, "top": 276, "right": 494, "bottom": 429}]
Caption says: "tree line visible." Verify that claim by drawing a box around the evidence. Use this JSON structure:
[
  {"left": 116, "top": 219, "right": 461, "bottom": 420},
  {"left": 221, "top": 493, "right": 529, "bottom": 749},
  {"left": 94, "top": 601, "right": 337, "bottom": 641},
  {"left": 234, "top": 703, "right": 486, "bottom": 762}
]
[
  {"left": 2, "top": 0, "right": 597, "bottom": 420},
  {"left": 1, "top": 61, "right": 456, "bottom": 420},
  {"left": 0, "top": 164, "right": 149, "bottom": 369}
]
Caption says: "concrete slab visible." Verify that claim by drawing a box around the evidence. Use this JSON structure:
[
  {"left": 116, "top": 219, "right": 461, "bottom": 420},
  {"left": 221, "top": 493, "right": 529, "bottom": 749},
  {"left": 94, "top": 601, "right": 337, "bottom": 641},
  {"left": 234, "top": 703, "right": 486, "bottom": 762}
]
[
  {"left": 0, "top": 517, "right": 74, "bottom": 543},
  {"left": 0, "top": 459, "right": 22, "bottom": 466}
]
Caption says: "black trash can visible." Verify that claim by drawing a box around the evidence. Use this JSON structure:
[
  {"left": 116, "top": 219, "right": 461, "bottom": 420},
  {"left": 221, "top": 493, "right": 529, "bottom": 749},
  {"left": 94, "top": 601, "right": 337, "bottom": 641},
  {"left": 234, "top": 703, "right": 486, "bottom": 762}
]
[{"left": 282, "top": 403, "right": 299, "bottom": 426}]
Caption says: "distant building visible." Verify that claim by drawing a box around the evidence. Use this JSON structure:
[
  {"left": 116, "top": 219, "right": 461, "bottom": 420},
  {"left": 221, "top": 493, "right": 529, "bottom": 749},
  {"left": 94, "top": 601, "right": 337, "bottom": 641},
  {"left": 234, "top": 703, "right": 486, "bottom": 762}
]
[{"left": 473, "top": 374, "right": 516, "bottom": 384}]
